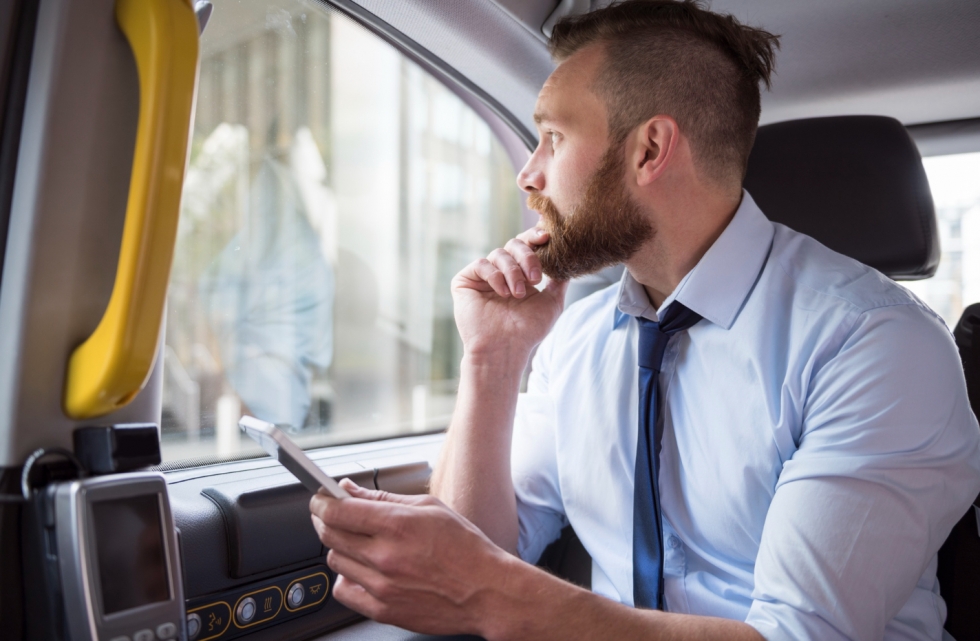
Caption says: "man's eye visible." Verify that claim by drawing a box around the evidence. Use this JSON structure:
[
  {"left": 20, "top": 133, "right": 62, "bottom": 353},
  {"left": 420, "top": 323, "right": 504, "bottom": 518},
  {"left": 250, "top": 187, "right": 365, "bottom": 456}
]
[{"left": 549, "top": 132, "right": 559, "bottom": 149}]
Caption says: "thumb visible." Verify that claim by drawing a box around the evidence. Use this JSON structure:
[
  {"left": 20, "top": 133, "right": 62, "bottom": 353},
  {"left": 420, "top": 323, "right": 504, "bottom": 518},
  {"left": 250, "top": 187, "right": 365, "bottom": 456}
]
[
  {"left": 543, "top": 277, "right": 569, "bottom": 304},
  {"left": 338, "top": 477, "right": 430, "bottom": 506}
]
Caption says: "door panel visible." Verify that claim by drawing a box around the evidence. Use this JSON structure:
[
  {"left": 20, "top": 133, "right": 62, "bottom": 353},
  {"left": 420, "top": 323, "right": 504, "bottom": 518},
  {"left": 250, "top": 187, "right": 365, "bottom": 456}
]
[
  {"left": 167, "top": 434, "right": 441, "bottom": 637},
  {"left": 0, "top": 0, "right": 165, "bottom": 465}
]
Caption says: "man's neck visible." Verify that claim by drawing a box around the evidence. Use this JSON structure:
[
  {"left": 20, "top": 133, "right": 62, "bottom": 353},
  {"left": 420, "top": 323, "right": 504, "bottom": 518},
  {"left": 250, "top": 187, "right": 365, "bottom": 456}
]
[{"left": 627, "top": 190, "right": 743, "bottom": 308}]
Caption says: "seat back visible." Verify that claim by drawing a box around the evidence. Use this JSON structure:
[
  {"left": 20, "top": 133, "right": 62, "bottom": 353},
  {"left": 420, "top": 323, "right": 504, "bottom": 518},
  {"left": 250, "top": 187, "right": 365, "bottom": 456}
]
[{"left": 939, "top": 304, "right": 980, "bottom": 640}]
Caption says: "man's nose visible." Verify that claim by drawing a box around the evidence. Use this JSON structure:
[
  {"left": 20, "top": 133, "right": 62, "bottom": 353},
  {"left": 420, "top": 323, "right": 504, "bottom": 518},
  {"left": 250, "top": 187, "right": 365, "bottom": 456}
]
[{"left": 517, "top": 151, "right": 546, "bottom": 194}]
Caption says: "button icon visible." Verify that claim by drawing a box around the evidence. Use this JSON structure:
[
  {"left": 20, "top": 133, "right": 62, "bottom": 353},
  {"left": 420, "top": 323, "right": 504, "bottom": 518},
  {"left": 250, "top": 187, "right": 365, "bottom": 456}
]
[
  {"left": 287, "top": 582, "right": 305, "bottom": 608},
  {"left": 233, "top": 587, "right": 282, "bottom": 626},
  {"left": 207, "top": 610, "right": 222, "bottom": 632},
  {"left": 156, "top": 622, "right": 177, "bottom": 639},
  {"left": 186, "top": 613, "right": 201, "bottom": 640},
  {"left": 236, "top": 596, "right": 257, "bottom": 625},
  {"left": 133, "top": 630, "right": 154, "bottom": 641},
  {"left": 186, "top": 601, "right": 231, "bottom": 639}
]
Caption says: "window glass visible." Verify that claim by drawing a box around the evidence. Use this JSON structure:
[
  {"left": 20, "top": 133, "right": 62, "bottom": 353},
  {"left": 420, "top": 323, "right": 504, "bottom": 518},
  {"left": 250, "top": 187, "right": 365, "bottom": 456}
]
[
  {"left": 161, "top": 0, "right": 523, "bottom": 462},
  {"left": 903, "top": 152, "right": 980, "bottom": 326}
]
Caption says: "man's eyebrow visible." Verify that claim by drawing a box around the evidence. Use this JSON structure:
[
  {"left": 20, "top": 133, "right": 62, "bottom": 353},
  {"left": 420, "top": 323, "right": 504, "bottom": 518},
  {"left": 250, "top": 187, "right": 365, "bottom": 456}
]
[{"left": 533, "top": 111, "right": 552, "bottom": 125}]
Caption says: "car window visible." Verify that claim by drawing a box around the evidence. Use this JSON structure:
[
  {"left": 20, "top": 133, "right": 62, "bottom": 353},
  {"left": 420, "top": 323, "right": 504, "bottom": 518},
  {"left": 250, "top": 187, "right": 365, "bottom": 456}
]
[
  {"left": 161, "top": 0, "right": 523, "bottom": 462},
  {"left": 903, "top": 151, "right": 980, "bottom": 326}
]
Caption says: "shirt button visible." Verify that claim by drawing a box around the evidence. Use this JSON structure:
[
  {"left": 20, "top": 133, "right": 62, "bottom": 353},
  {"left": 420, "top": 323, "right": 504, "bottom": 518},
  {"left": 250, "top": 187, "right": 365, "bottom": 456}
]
[{"left": 668, "top": 535, "right": 681, "bottom": 549}]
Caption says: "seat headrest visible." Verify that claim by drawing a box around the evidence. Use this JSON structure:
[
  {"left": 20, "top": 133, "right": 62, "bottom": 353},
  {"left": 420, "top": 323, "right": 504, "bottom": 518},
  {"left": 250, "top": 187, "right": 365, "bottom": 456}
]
[{"left": 743, "top": 115, "right": 939, "bottom": 280}]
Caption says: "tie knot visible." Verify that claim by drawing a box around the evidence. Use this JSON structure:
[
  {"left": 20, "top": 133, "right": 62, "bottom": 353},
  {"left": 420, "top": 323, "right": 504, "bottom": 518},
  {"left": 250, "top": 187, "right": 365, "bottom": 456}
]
[{"left": 636, "top": 302, "right": 702, "bottom": 371}]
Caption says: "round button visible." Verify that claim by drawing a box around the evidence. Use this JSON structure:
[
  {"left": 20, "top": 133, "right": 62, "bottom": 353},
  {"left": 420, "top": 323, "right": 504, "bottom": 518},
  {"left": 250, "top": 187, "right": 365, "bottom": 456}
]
[
  {"left": 156, "top": 622, "right": 177, "bottom": 639},
  {"left": 236, "top": 597, "right": 257, "bottom": 625},
  {"left": 134, "top": 631, "right": 154, "bottom": 641},
  {"left": 668, "top": 535, "right": 681, "bottom": 549},
  {"left": 287, "top": 582, "right": 305, "bottom": 608},
  {"left": 185, "top": 614, "right": 201, "bottom": 640}
]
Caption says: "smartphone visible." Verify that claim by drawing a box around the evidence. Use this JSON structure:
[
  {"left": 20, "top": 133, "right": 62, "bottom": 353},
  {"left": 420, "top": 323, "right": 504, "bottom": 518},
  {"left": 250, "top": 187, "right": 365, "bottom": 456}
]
[{"left": 239, "top": 415, "right": 351, "bottom": 499}]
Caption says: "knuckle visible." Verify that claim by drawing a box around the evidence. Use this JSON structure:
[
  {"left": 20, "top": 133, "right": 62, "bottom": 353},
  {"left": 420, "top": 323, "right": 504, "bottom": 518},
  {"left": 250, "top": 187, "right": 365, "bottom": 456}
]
[
  {"left": 374, "top": 548, "right": 399, "bottom": 574},
  {"left": 373, "top": 578, "right": 396, "bottom": 600}
]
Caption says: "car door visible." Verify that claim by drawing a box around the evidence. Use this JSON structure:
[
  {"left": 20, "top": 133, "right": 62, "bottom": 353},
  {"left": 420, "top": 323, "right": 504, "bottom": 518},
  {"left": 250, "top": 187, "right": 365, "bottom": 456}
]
[{"left": 0, "top": 0, "right": 541, "bottom": 639}]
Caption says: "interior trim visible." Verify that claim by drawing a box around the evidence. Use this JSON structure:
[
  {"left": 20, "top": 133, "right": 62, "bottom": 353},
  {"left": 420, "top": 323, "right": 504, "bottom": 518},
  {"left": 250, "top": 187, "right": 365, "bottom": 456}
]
[
  {"left": 154, "top": 428, "right": 446, "bottom": 473},
  {"left": 908, "top": 118, "right": 980, "bottom": 158},
  {"left": 0, "top": 0, "right": 41, "bottom": 301},
  {"left": 317, "top": 0, "right": 537, "bottom": 150}
]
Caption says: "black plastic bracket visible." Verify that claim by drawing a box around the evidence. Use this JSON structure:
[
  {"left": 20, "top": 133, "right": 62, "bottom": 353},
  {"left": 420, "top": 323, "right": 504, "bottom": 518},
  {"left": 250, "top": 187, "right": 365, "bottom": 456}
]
[{"left": 73, "top": 423, "right": 161, "bottom": 474}]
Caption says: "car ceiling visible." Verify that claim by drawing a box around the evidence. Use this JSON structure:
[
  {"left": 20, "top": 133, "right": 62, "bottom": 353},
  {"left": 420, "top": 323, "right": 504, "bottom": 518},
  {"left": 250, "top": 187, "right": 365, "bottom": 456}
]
[{"left": 346, "top": 0, "right": 980, "bottom": 147}]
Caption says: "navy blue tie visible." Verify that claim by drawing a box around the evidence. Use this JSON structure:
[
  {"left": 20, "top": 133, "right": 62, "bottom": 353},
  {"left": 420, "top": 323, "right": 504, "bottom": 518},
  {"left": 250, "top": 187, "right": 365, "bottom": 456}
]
[{"left": 633, "top": 302, "right": 702, "bottom": 609}]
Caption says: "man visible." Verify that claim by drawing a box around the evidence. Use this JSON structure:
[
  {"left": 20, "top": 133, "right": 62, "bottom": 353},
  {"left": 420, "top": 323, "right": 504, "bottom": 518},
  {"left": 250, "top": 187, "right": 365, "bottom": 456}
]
[{"left": 309, "top": 1, "right": 980, "bottom": 639}]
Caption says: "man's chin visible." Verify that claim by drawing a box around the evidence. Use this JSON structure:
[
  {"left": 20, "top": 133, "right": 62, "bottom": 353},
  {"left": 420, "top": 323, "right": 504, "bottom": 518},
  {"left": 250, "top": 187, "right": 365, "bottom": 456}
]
[{"left": 536, "top": 252, "right": 618, "bottom": 282}]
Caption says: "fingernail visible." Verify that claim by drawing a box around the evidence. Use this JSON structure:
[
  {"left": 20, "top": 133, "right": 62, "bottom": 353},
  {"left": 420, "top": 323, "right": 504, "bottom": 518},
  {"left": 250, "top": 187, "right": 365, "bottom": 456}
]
[
  {"left": 535, "top": 228, "right": 546, "bottom": 236},
  {"left": 516, "top": 282, "right": 525, "bottom": 296},
  {"left": 530, "top": 269, "right": 541, "bottom": 281}
]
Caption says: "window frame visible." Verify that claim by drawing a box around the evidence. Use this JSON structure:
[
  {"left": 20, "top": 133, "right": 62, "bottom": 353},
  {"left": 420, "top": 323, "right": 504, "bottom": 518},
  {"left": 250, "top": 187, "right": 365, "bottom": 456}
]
[
  {"left": 159, "top": 0, "right": 537, "bottom": 469},
  {"left": 318, "top": 0, "right": 537, "bottom": 160}
]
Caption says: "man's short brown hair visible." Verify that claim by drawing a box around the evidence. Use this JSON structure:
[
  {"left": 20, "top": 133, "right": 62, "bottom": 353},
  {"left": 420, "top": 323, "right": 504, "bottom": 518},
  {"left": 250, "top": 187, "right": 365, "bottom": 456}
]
[{"left": 550, "top": 0, "right": 779, "bottom": 188}]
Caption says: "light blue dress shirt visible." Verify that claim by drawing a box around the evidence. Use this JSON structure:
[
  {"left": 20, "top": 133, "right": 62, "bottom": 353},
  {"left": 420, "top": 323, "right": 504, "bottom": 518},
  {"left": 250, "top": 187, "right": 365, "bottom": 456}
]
[{"left": 511, "top": 191, "right": 980, "bottom": 640}]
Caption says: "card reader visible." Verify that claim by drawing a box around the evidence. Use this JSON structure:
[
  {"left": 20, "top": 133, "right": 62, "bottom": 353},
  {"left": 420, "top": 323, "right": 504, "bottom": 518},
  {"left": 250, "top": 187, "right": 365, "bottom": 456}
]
[{"left": 24, "top": 472, "right": 186, "bottom": 641}]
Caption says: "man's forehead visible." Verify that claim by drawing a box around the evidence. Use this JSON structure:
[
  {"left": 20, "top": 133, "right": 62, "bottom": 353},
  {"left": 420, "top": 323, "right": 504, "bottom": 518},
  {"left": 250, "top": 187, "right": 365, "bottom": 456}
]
[{"left": 534, "top": 48, "right": 606, "bottom": 128}]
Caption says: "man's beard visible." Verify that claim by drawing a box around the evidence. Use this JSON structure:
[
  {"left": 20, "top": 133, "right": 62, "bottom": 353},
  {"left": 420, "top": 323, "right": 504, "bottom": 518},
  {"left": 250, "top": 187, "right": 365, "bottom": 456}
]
[{"left": 527, "top": 145, "right": 653, "bottom": 282}]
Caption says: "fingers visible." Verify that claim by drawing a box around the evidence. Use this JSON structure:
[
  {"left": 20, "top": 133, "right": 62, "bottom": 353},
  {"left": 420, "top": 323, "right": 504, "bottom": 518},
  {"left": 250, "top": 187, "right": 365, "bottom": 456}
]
[
  {"left": 516, "top": 226, "right": 550, "bottom": 247},
  {"left": 310, "top": 494, "right": 396, "bottom": 536},
  {"left": 471, "top": 258, "right": 511, "bottom": 298},
  {"left": 339, "top": 478, "right": 438, "bottom": 507},
  {"left": 332, "top": 574, "right": 387, "bottom": 621},
  {"left": 311, "top": 513, "right": 375, "bottom": 566},
  {"left": 327, "top": 549, "right": 391, "bottom": 598},
  {"left": 487, "top": 249, "right": 528, "bottom": 297},
  {"left": 452, "top": 227, "right": 553, "bottom": 298},
  {"left": 503, "top": 238, "right": 542, "bottom": 286}
]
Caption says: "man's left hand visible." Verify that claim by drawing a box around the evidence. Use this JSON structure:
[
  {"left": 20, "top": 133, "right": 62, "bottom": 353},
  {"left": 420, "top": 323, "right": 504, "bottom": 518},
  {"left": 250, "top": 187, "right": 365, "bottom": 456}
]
[{"left": 309, "top": 478, "right": 514, "bottom": 637}]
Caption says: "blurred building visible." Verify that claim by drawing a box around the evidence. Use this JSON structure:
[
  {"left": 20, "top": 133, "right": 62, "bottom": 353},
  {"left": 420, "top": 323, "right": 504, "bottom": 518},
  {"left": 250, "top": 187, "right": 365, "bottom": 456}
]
[{"left": 162, "top": 2, "right": 522, "bottom": 459}]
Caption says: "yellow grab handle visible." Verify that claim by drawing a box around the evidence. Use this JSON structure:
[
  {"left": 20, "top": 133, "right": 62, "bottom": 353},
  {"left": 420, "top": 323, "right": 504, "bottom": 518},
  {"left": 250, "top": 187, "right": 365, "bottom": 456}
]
[{"left": 64, "top": 0, "right": 199, "bottom": 419}]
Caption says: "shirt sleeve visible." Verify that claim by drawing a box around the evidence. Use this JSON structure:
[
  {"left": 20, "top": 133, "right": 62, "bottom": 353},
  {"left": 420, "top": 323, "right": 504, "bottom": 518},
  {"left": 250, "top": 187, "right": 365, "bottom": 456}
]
[
  {"left": 745, "top": 305, "right": 980, "bottom": 641},
  {"left": 512, "top": 333, "right": 568, "bottom": 564}
]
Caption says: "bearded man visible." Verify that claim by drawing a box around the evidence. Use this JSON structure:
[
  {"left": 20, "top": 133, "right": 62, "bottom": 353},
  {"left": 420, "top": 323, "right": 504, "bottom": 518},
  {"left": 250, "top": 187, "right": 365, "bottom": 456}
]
[{"left": 309, "top": 1, "right": 980, "bottom": 639}]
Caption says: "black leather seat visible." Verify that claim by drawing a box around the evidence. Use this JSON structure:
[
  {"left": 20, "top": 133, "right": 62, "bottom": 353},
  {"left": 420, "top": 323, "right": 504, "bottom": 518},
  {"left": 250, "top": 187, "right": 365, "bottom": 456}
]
[
  {"left": 940, "top": 305, "right": 980, "bottom": 641},
  {"left": 544, "top": 116, "right": 979, "bottom": 639},
  {"left": 743, "top": 115, "right": 939, "bottom": 280}
]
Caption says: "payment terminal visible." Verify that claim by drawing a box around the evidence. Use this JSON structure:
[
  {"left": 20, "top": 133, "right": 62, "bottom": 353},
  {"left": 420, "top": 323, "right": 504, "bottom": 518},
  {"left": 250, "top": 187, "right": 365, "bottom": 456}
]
[{"left": 24, "top": 472, "right": 186, "bottom": 641}]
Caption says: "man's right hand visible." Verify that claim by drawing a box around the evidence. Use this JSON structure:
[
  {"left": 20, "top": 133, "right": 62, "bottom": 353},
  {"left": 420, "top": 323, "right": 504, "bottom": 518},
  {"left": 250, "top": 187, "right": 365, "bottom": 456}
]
[{"left": 451, "top": 227, "right": 568, "bottom": 361}]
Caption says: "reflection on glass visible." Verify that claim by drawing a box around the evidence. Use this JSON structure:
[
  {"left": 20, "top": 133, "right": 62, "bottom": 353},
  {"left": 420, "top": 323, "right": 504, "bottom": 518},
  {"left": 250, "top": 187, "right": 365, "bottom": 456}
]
[
  {"left": 904, "top": 152, "right": 980, "bottom": 326},
  {"left": 162, "top": 1, "right": 522, "bottom": 461}
]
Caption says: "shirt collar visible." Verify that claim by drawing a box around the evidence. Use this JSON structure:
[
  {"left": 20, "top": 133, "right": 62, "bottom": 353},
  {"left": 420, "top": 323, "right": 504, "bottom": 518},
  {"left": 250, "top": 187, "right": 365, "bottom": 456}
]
[{"left": 613, "top": 190, "right": 774, "bottom": 330}]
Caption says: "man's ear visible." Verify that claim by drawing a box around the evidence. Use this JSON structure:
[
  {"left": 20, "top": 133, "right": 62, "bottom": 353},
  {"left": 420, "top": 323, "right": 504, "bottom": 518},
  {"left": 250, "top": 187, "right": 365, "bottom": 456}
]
[{"left": 630, "top": 116, "right": 678, "bottom": 187}]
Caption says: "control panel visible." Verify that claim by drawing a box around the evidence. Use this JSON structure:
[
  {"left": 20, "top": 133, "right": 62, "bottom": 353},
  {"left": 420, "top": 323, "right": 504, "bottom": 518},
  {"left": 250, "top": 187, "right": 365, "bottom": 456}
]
[{"left": 184, "top": 566, "right": 330, "bottom": 641}]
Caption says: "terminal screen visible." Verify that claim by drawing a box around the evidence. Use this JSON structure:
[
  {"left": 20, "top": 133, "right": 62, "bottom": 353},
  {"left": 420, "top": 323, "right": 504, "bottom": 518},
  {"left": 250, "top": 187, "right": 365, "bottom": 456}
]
[{"left": 91, "top": 494, "right": 170, "bottom": 615}]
